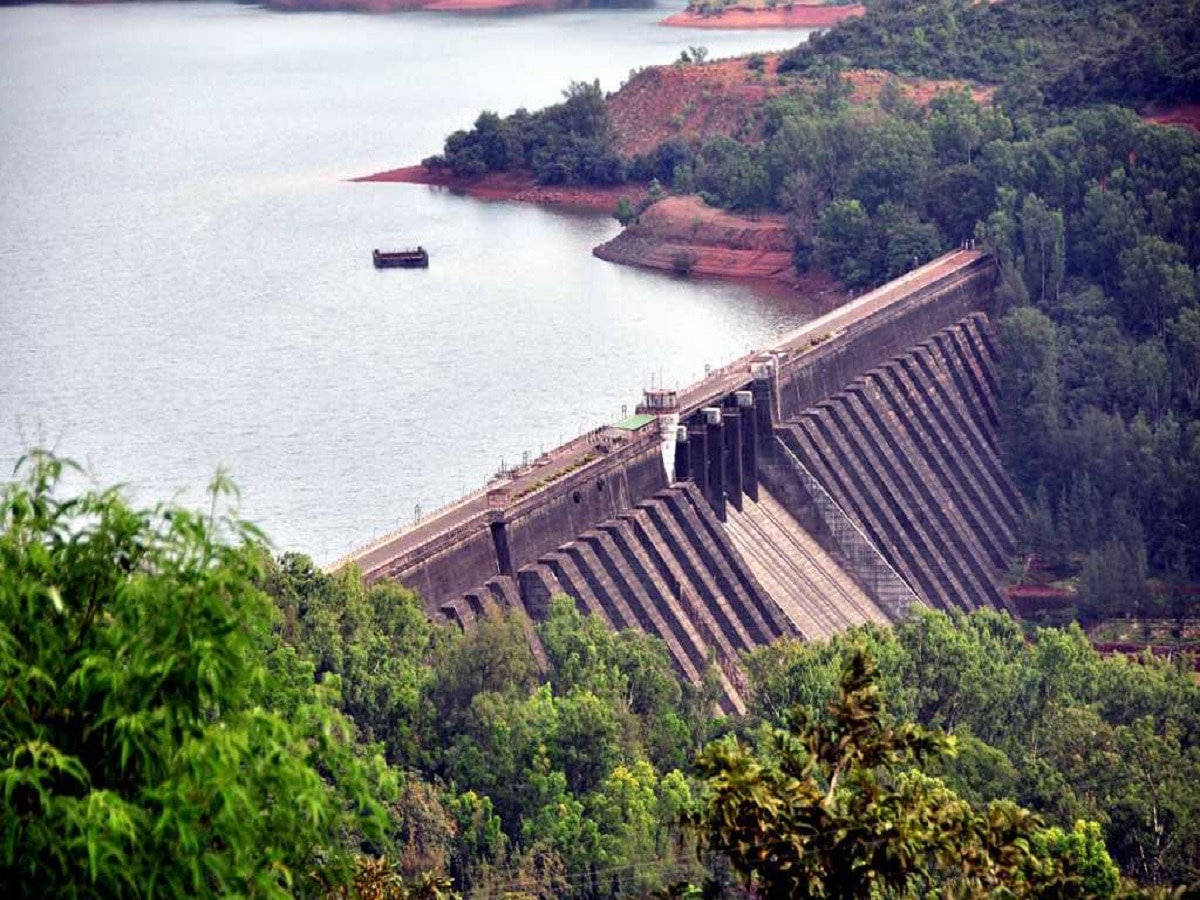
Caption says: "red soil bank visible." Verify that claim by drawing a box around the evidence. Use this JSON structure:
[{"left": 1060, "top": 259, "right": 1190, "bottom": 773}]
[
  {"left": 609, "top": 54, "right": 796, "bottom": 157},
  {"left": 609, "top": 55, "right": 791, "bottom": 157},
  {"left": 352, "top": 165, "right": 645, "bottom": 213},
  {"left": 1142, "top": 103, "right": 1200, "bottom": 132},
  {"left": 843, "top": 68, "right": 994, "bottom": 107},
  {"left": 607, "top": 59, "right": 992, "bottom": 159},
  {"left": 661, "top": 2, "right": 864, "bottom": 30},
  {"left": 593, "top": 194, "right": 797, "bottom": 282}
]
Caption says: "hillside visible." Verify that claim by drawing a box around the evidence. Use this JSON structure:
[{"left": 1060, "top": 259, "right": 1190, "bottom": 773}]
[
  {"left": 593, "top": 193, "right": 798, "bottom": 280},
  {"left": 366, "top": 51, "right": 995, "bottom": 287},
  {"left": 660, "top": 1, "right": 865, "bottom": 30}
]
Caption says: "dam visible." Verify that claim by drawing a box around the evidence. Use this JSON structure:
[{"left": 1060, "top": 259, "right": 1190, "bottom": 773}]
[{"left": 334, "top": 249, "right": 1018, "bottom": 711}]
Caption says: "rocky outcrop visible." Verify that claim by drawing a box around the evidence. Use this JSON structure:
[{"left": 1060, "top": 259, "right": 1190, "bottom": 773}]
[{"left": 593, "top": 195, "right": 796, "bottom": 281}]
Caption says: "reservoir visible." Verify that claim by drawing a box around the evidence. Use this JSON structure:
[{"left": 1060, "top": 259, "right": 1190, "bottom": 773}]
[{"left": 0, "top": 1, "right": 818, "bottom": 561}]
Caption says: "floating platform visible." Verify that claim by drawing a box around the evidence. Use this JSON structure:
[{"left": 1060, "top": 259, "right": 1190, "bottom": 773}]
[{"left": 373, "top": 246, "right": 428, "bottom": 269}]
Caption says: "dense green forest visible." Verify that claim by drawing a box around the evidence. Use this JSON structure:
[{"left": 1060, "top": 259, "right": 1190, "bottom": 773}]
[
  {"left": 783, "top": 0, "right": 1200, "bottom": 107},
  {"left": 3, "top": 457, "right": 1197, "bottom": 896},
  {"left": 423, "top": 79, "right": 624, "bottom": 187},
  {"left": 430, "top": 0, "right": 1200, "bottom": 596}
]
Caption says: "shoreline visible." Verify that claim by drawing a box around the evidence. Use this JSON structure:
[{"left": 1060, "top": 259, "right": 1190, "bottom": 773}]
[
  {"left": 352, "top": 165, "right": 645, "bottom": 213},
  {"left": 353, "top": 166, "right": 828, "bottom": 290},
  {"left": 659, "top": 3, "right": 865, "bottom": 30},
  {"left": 592, "top": 194, "right": 799, "bottom": 285}
]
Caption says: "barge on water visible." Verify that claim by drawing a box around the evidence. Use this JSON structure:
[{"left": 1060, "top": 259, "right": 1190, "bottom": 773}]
[{"left": 373, "top": 246, "right": 429, "bottom": 269}]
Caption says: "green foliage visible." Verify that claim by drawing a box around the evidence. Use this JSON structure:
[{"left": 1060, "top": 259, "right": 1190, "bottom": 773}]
[
  {"left": 0, "top": 452, "right": 389, "bottom": 897},
  {"left": 690, "top": 648, "right": 1121, "bottom": 899},
  {"left": 613, "top": 195, "right": 636, "bottom": 226},
  {"left": 10, "top": 454, "right": 1195, "bottom": 895},
  {"left": 781, "top": 0, "right": 1200, "bottom": 109},
  {"left": 265, "top": 553, "right": 435, "bottom": 768},
  {"left": 997, "top": 306, "right": 1061, "bottom": 490},
  {"left": 815, "top": 197, "right": 873, "bottom": 285},
  {"left": 629, "top": 137, "right": 693, "bottom": 189},
  {"left": 1119, "top": 235, "right": 1196, "bottom": 337},
  {"left": 429, "top": 79, "right": 623, "bottom": 187},
  {"left": 742, "top": 608, "right": 1200, "bottom": 888},
  {"left": 694, "top": 135, "right": 769, "bottom": 212}
]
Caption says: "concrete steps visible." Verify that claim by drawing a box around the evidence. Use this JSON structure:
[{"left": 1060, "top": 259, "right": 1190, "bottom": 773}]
[
  {"left": 724, "top": 487, "right": 888, "bottom": 640},
  {"left": 782, "top": 416, "right": 952, "bottom": 607},
  {"left": 438, "top": 312, "right": 1022, "bottom": 713},
  {"left": 499, "top": 484, "right": 781, "bottom": 713},
  {"left": 778, "top": 316, "right": 1022, "bottom": 614}
]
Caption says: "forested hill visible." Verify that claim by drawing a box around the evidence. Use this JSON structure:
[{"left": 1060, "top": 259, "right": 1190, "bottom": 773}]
[
  {"left": 426, "top": 0, "right": 1200, "bottom": 598},
  {"left": 766, "top": 0, "right": 1200, "bottom": 605},
  {"left": 784, "top": 0, "right": 1200, "bottom": 108}
]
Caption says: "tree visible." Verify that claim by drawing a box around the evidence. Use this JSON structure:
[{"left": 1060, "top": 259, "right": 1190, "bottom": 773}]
[
  {"left": 928, "top": 87, "right": 984, "bottom": 165},
  {"left": 1171, "top": 305, "right": 1200, "bottom": 407},
  {"left": 557, "top": 79, "right": 612, "bottom": 143},
  {"left": 613, "top": 196, "right": 636, "bottom": 227},
  {"left": 998, "top": 307, "right": 1061, "bottom": 492},
  {"left": 1072, "top": 183, "right": 1144, "bottom": 295},
  {"left": 1020, "top": 192, "right": 1066, "bottom": 306},
  {"left": 471, "top": 111, "right": 522, "bottom": 172},
  {"left": 815, "top": 197, "right": 874, "bottom": 287},
  {"left": 264, "top": 554, "right": 435, "bottom": 768},
  {"left": 0, "top": 452, "right": 389, "bottom": 898},
  {"left": 694, "top": 136, "right": 768, "bottom": 212},
  {"left": 875, "top": 202, "right": 943, "bottom": 279},
  {"left": 817, "top": 55, "right": 852, "bottom": 111},
  {"left": 427, "top": 608, "right": 539, "bottom": 735},
  {"left": 1119, "top": 235, "right": 1196, "bottom": 337},
  {"left": 685, "top": 649, "right": 1120, "bottom": 899},
  {"left": 848, "top": 116, "right": 934, "bottom": 212},
  {"left": 927, "top": 163, "right": 997, "bottom": 244}
]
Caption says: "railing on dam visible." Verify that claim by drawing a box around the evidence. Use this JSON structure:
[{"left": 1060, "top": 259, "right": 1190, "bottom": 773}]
[
  {"left": 775, "top": 440, "right": 917, "bottom": 619},
  {"left": 325, "top": 481, "right": 495, "bottom": 577}
]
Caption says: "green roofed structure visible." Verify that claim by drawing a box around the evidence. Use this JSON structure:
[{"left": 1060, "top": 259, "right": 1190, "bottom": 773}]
[{"left": 612, "top": 414, "right": 658, "bottom": 432}]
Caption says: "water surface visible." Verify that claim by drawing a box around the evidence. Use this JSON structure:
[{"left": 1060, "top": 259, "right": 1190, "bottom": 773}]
[{"left": 0, "top": 2, "right": 817, "bottom": 560}]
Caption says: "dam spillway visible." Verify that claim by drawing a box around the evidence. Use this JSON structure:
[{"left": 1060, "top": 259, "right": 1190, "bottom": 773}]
[{"left": 334, "top": 249, "right": 1018, "bottom": 707}]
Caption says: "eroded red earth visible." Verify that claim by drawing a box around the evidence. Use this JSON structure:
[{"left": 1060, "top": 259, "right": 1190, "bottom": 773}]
[
  {"left": 1141, "top": 103, "right": 1200, "bottom": 132},
  {"left": 356, "top": 55, "right": 995, "bottom": 286},
  {"left": 660, "top": 2, "right": 865, "bottom": 30}
]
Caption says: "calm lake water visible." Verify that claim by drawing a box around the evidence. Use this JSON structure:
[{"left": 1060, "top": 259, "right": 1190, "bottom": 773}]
[{"left": 0, "top": 1, "right": 817, "bottom": 562}]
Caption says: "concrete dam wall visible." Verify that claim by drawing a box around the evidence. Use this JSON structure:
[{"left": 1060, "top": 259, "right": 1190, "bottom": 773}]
[
  {"left": 338, "top": 250, "right": 1020, "bottom": 708},
  {"left": 774, "top": 313, "right": 1021, "bottom": 616}
]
